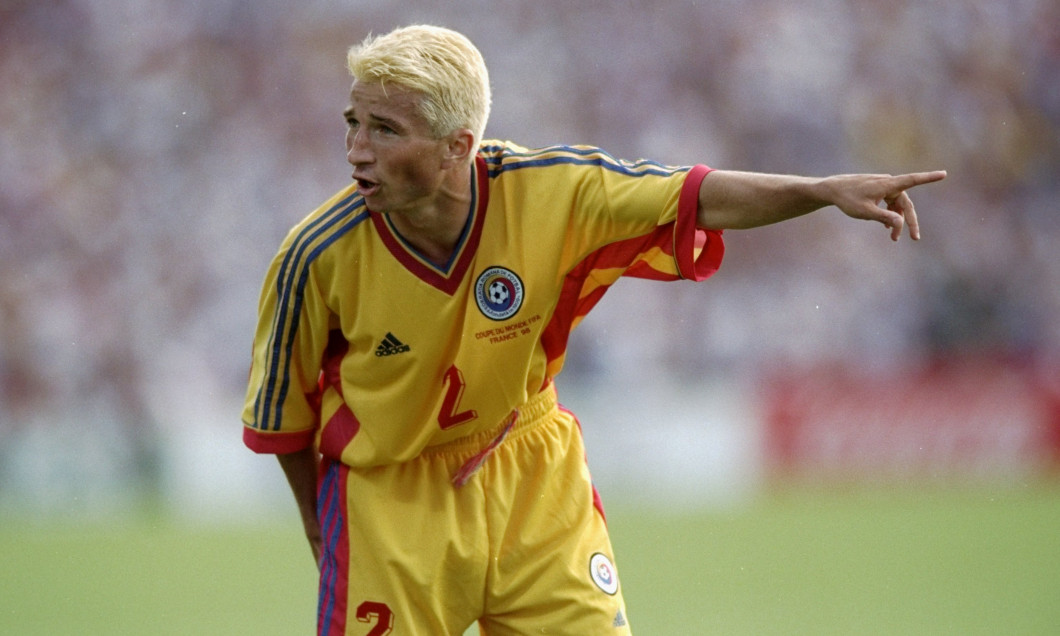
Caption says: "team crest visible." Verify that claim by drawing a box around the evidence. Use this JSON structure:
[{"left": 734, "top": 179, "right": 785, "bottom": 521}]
[
  {"left": 589, "top": 552, "right": 619, "bottom": 595},
  {"left": 474, "top": 266, "right": 524, "bottom": 321}
]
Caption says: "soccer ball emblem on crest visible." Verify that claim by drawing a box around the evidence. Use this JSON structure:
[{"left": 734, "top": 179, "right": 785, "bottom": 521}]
[
  {"left": 475, "top": 266, "right": 524, "bottom": 321},
  {"left": 488, "top": 280, "right": 510, "bottom": 305}
]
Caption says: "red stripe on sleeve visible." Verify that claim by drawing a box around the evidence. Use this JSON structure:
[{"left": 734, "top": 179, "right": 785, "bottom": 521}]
[
  {"left": 675, "top": 165, "right": 724, "bottom": 281},
  {"left": 243, "top": 426, "right": 315, "bottom": 454}
]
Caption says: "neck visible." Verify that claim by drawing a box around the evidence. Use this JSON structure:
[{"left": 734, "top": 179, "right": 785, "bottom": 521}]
[{"left": 387, "top": 163, "right": 474, "bottom": 267}]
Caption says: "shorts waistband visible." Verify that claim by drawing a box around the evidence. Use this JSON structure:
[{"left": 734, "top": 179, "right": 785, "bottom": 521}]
[{"left": 426, "top": 383, "right": 558, "bottom": 457}]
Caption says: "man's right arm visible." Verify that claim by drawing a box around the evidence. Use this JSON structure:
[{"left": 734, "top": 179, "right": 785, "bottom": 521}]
[
  {"left": 696, "top": 169, "right": 947, "bottom": 241},
  {"left": 277, "top": 447, "right": 323, "bottom": 568}
]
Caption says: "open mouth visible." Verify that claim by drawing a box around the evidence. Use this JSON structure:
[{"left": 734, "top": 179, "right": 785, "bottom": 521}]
[{"left": 354, "top": 176, "right": 380, "bottom": 197}]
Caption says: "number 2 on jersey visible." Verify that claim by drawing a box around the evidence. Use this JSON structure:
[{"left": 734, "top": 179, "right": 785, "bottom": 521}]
[{"left": 438, "top": 364, "right": 477, "bottom": 429}]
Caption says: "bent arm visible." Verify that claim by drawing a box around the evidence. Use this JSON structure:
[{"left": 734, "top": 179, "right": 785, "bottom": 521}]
[
  {"left": 277, "top": 447, "right": 322, "bottom": 568},
  {"left": 697, "top": 169, "right": 946, "bottom": 241}
]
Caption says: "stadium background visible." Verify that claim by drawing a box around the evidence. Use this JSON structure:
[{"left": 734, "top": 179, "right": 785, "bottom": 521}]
[{"left": 1, "top": 0, "right": 1058, "bottom": 633}]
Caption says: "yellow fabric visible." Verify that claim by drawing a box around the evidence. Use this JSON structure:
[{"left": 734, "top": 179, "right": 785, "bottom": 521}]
[
  {"left": 332, "top": 386, "right": 632, "bottom": 634},
  {"left": 242, "top": 141, "right": 718, "bottom": 468}
]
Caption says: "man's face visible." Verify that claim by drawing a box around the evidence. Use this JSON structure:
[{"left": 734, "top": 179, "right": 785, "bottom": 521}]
[{"left": 344, "top": 80, "right": 448, "bottom": 214}]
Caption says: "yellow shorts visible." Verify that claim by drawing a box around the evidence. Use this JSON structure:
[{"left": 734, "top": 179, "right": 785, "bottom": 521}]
[{"left": 316, "top": 385, "right": 632, "bottom": 635}]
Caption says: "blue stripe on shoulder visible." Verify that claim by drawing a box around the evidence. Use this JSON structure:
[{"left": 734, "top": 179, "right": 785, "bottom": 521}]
[
  {"left": 482, "top": 144, "right": 687, "bottom": 179},
  {"left": 255, "top": 196, "right": 369, "bottom": 431}
]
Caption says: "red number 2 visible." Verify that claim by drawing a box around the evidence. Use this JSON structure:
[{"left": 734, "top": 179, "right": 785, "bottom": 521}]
[
  {"left": 356, "top": 601, "right": 394, "bottom": 635},
  {"left": 438, "top": 364, "right": 477, "bottom": 430}
]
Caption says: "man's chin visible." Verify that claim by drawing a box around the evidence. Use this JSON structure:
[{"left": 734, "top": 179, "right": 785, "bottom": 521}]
[{"left": 357, "top": 189, "right": 387, "bottom": 212}]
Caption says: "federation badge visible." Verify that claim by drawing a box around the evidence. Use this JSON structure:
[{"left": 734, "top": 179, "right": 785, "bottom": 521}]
[
  {"left": 474, "top": 266, "right": 524, "bottom": 321},
  {"left": 589, "top": 552, "right": 619, "bottom": 595}
]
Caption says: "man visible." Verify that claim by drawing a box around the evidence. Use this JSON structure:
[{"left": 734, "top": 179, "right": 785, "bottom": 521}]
[{"left": 242, "top": 24, "right": 945, "bottom": 635}]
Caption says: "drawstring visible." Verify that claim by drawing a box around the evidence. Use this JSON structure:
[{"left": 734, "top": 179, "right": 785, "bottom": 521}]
[{"left": 450, "top": 409, "right": 519, "bottom": 487}]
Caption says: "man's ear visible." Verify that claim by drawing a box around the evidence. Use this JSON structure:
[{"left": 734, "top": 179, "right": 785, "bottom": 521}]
[{"left": 442, "top": 128, "right": 476, "bottom": 166}]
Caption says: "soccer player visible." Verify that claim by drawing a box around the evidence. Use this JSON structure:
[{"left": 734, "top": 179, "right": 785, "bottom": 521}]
[{"left": 241, "top": 24, "right": 945, "bottom": 635}]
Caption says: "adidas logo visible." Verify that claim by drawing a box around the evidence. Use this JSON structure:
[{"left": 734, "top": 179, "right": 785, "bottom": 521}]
[{"left": 375, "top": 332, "right": 411, "bottom": 357}]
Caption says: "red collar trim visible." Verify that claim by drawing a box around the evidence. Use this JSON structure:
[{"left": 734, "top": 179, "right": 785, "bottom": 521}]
[{"left": 370, "top": 157, "right": 490, "bottom": 294}]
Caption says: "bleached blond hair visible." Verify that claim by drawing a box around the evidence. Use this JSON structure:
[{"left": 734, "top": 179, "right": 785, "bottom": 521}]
[{"left": 347, "top": 25, "right": 491, "bottom": 146}]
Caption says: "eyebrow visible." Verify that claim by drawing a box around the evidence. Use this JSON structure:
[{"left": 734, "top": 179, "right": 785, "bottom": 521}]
[{"left": 343, "top": 107, "right": 403, "bottom": 131}]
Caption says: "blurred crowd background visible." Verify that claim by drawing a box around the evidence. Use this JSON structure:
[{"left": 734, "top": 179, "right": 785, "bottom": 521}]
[{"left": 1, "top": 0, "right": 1058, "bottom": 515}]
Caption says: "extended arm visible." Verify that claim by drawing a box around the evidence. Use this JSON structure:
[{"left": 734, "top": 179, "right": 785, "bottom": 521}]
[
  {"left": 697, "top": 170, "right": 947, "bottom": 241},
  {"left": 277, "top": 447, "right": 322, "bottom": 569}
]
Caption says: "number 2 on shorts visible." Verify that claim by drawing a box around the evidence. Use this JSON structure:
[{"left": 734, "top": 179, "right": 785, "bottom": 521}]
[{"left": 356, "top": 601, "right": 394, "bottom": 635}]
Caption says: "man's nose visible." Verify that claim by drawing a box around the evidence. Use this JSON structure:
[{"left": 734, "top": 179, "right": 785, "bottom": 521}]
[{"left": 346, "top": 129, "right": 371, "bottom": 164}]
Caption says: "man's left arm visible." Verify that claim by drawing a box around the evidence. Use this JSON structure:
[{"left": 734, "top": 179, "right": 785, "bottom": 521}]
[
  {"left": 277, "top": 447, "right": 322, "bottom": 568},
  {"left": 697, "top": 169, "right": 947, "bottom": 241}
]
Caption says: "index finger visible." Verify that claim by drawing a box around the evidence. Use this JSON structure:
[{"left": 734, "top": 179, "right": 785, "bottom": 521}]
[{"left": 892, "top": 170, "right": 947, "bottom": 190}]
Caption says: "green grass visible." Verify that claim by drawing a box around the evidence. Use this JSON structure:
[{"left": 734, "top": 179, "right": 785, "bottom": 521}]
[
  {"left": 610, "top": 485, "right": 1060, "bottom": 635},
  {"left": 0, "top": 518, "right": 318, "bottom": 635},
  {"left": 1, "top": 485, "right": 1058, "bottom": 635}
]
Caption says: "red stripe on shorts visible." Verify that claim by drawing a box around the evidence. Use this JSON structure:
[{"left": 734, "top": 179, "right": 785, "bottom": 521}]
[{"left": 317, "top": 460, "right": 350, "bottom": 635}]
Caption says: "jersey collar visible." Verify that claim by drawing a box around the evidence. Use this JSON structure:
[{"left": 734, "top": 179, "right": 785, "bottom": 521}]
[{"left": 370, "top": 156, "right": 490, "bottom": 295}]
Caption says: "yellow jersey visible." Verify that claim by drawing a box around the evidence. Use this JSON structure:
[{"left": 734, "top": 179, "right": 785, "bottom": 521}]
[{"left": 242, "top": 141, "right": 723, "bottom": 467}]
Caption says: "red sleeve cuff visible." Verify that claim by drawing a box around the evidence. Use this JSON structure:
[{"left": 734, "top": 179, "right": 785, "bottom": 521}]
[
  {"left": 243, "top": 426, "right": 315, "bottom": 455},
  {"left": 675, "top": 164, "right": 724, "bottom": 281}
]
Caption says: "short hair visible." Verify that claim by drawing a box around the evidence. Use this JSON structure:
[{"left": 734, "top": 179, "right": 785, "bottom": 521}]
[{"left": 347, "top": 25, "right": 491, "bottom": 145}]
